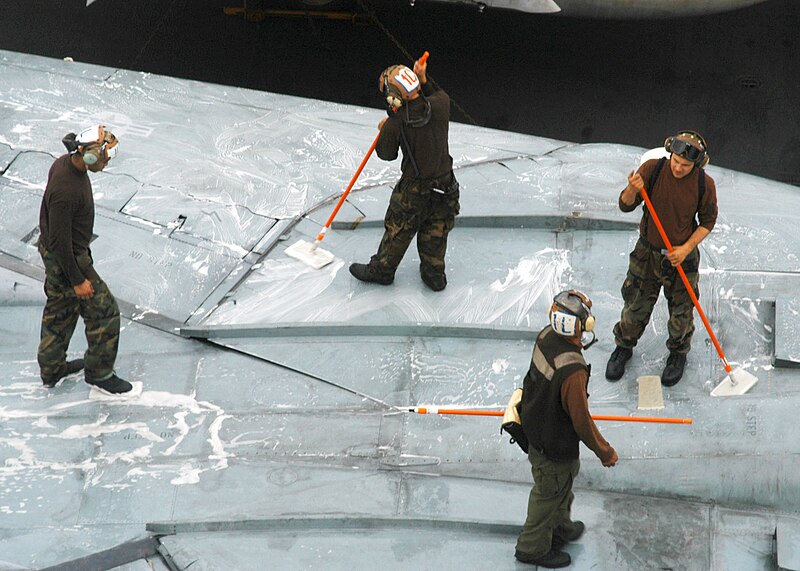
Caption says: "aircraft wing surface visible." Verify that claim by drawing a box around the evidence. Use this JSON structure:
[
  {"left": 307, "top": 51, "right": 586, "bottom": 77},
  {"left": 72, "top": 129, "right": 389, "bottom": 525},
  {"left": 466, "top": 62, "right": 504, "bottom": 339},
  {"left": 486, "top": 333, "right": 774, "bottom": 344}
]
[{"left": 1, "top": 50, "right": 798, "bottom": 570}]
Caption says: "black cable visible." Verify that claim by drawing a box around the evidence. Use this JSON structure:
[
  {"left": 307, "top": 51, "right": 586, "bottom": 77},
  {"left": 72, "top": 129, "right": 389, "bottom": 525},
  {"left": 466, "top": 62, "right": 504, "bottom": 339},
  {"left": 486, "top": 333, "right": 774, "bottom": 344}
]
[{"left": 355, "top": 0, "right": 480, "bottom": 126}]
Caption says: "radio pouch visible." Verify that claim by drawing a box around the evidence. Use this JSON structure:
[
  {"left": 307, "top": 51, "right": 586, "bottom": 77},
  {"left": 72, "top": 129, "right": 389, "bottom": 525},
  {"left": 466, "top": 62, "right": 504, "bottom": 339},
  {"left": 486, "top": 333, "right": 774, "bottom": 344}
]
[{"left": 500, "top": 387, "right": 529, "bottom": 454}]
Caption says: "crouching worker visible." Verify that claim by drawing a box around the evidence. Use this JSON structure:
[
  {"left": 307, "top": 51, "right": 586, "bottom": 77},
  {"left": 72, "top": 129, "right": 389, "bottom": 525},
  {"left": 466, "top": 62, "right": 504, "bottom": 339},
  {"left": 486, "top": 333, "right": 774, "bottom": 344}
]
[{"left": 515, "top": 290, "right": 617, "bottom": 568}]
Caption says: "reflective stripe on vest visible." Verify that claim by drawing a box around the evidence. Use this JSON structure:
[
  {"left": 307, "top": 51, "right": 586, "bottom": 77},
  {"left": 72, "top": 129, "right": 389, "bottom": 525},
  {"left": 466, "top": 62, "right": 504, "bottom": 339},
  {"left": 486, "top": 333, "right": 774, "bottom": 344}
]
[{"left": 533, "top": 337, "right": 587, "bottom": 381}]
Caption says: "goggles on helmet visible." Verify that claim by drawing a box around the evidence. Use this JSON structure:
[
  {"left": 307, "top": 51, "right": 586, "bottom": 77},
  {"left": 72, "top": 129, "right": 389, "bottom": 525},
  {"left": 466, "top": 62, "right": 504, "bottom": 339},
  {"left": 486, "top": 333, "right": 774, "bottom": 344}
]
[
  {"left": 553, "top": 290, "right": 590, "bottom": 320},
  {"left": 670, "top": 138, "right": 704, "bottom": 164},
  {"left": 76, "top": 125, "right": 119, "bottom": 162},
  {"left": 104, "top": 138, "right": 119, "bottom": 161}
]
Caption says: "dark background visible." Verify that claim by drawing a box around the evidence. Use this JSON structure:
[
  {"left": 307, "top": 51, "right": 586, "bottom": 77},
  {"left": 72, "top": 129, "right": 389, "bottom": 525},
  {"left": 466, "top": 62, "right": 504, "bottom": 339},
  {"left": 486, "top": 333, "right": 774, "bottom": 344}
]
[{"left": 1, "top": 0, "right": 798, "bottom": 184}]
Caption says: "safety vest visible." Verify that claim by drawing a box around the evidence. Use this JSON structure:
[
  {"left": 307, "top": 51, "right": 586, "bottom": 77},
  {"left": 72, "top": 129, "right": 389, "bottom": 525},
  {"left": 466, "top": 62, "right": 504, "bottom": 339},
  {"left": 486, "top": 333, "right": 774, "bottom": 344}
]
[{"left": 521, "top": 327, "right": 590, "bottom": 461}]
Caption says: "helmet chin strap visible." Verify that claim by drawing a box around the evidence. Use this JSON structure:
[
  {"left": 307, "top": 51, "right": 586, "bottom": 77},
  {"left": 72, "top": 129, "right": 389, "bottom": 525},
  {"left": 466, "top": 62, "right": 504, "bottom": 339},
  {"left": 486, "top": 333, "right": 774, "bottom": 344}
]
[{"left": 581, "top": 330, "right": 598, "bottom": 350}]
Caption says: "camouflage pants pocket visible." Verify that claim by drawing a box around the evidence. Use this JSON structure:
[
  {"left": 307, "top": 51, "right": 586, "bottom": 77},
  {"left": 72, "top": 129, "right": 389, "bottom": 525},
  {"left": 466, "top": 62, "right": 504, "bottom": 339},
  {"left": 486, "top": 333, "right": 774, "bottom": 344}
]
[
  {"left": 664, "top": 248, "right": 700, "bottom": 353},
  {"left": 614, "top": 240, "right": 661, "bottom": 347},
  {"left": 373, "top": 179, "right": 428, "bottom": 271},
  {"left": 38, "top": 244, "right": 120, "bottom": 380},
  {"left": 38, "top": 286, "right": 82, "bottom": 379},
  {"left": 418, "top": 188, "right": 459, "bottom": 275}
]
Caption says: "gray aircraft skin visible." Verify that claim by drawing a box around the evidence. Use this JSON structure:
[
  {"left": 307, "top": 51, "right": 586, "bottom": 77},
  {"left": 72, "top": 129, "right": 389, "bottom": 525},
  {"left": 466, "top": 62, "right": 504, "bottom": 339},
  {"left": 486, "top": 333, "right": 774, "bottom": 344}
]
[{"left": 1, "top": 49, "right": 799, "bottom": 570}]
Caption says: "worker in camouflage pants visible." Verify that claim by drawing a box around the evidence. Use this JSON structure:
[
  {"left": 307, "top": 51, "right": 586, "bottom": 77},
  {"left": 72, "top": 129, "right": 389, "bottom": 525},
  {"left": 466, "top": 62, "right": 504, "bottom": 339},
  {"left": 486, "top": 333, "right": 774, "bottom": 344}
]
[
  {"left": 349, "top": 55, "right": 459, "bottom": 292},
  {"left": 370, "top": 173, "right": 459, "bottom": 283},
  {"left": 38, "top": 243, "right": 120, "bottom": 383},
  {"left": 37, "top": 125, "right": 133, "bottom": 394},
  {"left": 613, "top": 238, "right": 700, "bottom": 358},
  {"left": 606, "top": 131, "right": 717, "bottom": 387}
]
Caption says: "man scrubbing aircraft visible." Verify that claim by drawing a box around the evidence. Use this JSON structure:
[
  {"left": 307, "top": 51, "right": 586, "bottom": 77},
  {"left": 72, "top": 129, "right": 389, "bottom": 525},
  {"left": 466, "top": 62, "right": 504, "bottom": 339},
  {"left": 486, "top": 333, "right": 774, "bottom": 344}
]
[
  {"left": 349, "top": 55, "right": 459, "bottom": 292},
  {"left": 605, "top": 131, "right": 718, "bottom": 387}
]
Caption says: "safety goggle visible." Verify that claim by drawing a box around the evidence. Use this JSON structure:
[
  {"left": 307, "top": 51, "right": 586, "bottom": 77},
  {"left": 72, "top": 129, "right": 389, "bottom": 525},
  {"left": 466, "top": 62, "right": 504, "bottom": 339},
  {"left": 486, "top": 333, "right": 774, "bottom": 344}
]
[
  {"left": 553, "top": 291, "right": 590, "bottom": 319},
  {"left": 670, "top": 138, "right": 704, "bottom": 163},
  {"left": 77, "top": 125, "right": 119, "bottom": 162},
  {"left": 104, "top": 137, "right": 119, "bottom": 161}
]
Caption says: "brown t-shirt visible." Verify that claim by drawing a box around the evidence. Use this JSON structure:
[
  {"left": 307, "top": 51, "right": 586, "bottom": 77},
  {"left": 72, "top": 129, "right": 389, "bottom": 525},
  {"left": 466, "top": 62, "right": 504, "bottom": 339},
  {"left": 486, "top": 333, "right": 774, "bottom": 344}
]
[
  {"left": 619, "top": 158, "right": 718, "bottom": 249},
  {"left": 561, "top": 369, "right": 615, "bottom": 464},
  {"left": 376, "top": 83, "right": 453, "bottom": 180},
  {"left": 39, "top": 154, "right": 95, "bottom": 286}
]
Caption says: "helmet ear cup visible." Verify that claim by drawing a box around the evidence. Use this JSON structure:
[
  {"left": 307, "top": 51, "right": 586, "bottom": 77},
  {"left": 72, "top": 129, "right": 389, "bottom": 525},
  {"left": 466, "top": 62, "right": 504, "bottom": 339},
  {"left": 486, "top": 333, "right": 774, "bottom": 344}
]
[
  {"left": 584, "top": 314, "right": 595, "bottom": 332},
  {"left": 382, "top": 71, "right": 404, "bottom": 108},
  {"left": 80, "top": 145, "right": 102, "bottom": 165},
  {"left": 386, "top": 91, "right": 404, "bottom": 108}
]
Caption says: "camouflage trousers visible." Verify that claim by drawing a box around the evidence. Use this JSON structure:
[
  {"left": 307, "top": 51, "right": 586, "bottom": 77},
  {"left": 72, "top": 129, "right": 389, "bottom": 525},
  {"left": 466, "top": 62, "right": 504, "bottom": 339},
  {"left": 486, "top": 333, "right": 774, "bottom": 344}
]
[
  {"left": 370, "top": 172, "right": 460, "bottom": 279},
  {"left": 612, "top": 237, "right": 700, "bottom": 354},
  {"left": 38, "top": 241, "right": 120, "bottom": 382},
  {"left": 516, "top": 447, "right": 581, "bottom": 558}
]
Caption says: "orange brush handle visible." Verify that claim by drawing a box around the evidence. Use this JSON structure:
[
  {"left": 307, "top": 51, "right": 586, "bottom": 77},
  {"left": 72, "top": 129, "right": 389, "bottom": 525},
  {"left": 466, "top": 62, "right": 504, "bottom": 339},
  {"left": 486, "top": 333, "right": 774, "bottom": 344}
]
[
  {"left": 314, "top": 51, "right": 430, "bottom": 244},
  {"left": 412, "top": 408, "right": 692, "bottom": 425},
  {"left": 638, "top": 185, "right": 732, "bottom": 373},
  {"left": 591, "top": 414, "right": 692, "bottom": 425},
  {"left": 315, "top": 134, "right": 379, "bottom": 242}
]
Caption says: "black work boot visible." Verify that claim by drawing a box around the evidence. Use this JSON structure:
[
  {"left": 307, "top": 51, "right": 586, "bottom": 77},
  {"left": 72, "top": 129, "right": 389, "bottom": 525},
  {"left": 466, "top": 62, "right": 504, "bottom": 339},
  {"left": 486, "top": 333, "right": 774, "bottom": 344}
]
[
  {"left": 552, "top": 520, "right": 585, "bottom": 550},
  {"left": 661, "top": 352, "right": 687, "bottom": 387},
  {"left": 85, "top": 373, "right": 133, "bottom": 395},
  {"left": 42, "top": 359, "right": 85, "bottom": 388},
  {"left": 605, "top": 346, "right": 633, "bottom": 381},
  {"left": 348, "top": 263, "right": 393, "bottom": 285},
  {"left": 421, "top": 271, "right": 447, "bottom": 292},
  {"left": 515, "top": 549, "right": 571, "bottom": 568}
]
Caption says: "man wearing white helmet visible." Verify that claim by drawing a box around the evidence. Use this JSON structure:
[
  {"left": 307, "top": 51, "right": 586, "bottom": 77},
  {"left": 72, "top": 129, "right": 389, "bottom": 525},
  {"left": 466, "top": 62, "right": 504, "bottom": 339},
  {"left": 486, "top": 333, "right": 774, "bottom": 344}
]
[
  {"left": 516, "top": 290, "right": 617, "bottom": 568},
  {"left": 349, "top": 55, "right": 459, "bottom": 291},
  {"left": 37, "top": 125, "right": 133, "bottom": 395}
]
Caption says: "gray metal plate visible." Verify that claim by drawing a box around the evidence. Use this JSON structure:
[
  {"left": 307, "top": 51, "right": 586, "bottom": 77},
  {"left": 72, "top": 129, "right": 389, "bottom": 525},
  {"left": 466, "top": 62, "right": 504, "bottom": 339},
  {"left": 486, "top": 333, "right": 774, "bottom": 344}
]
[{"left": 1, "top": 48, "right": 799, "bottom": 570}]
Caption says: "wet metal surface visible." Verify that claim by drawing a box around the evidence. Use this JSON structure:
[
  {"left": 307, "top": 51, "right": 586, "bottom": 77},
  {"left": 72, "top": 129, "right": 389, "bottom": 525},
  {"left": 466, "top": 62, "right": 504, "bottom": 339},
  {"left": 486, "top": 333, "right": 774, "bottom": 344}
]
[{"left": 0, "top": 50, "right": 796, "bottom": 569}]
